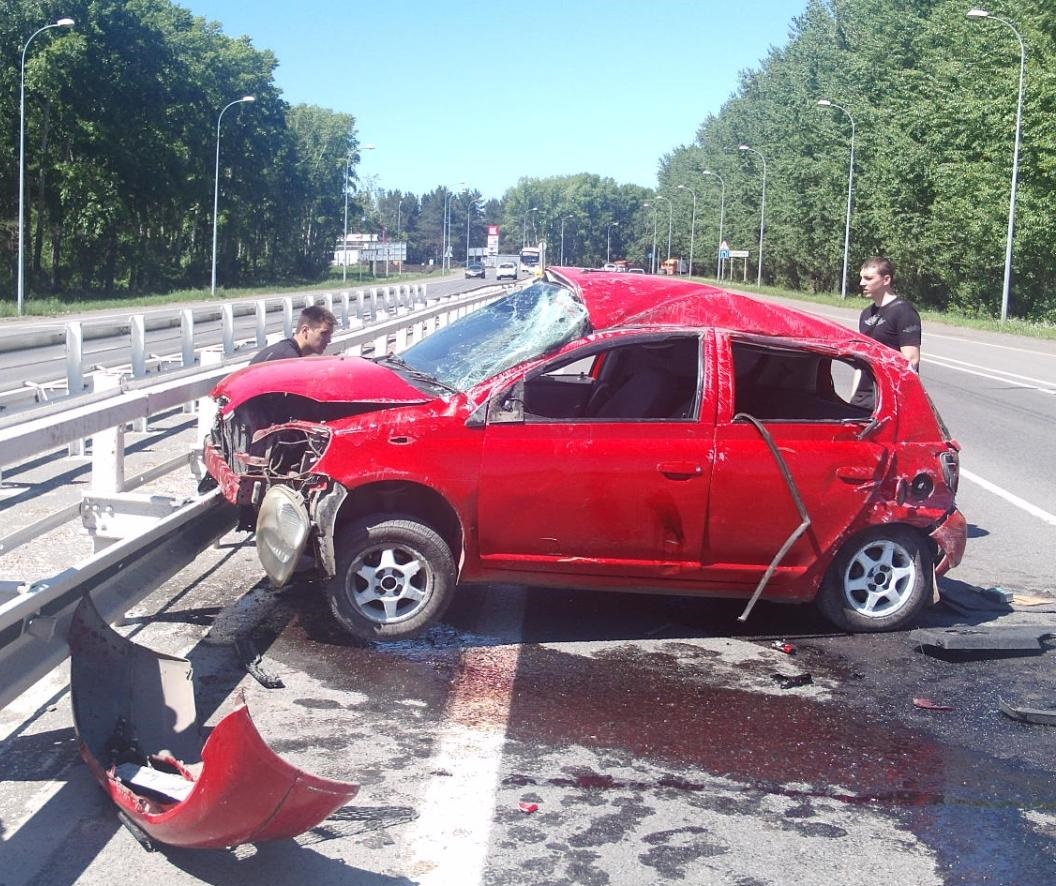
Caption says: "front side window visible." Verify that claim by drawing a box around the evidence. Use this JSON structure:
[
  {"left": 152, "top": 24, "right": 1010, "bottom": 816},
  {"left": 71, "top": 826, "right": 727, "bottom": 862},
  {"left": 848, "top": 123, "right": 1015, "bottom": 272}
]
[
  {"left": 731, "top": 341, "right": 874, "bottom": 421},
  {"left": 399, "top": 282, "right": 589, "bottom": 391}
]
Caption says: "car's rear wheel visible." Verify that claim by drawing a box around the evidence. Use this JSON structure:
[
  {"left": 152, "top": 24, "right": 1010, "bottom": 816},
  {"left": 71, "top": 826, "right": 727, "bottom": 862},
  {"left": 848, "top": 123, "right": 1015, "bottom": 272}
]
[
  {"left": 816, "top": 526, "right": 932, "bottom": 632},
  {"left": 324, "top": 515, "right": 456, "bottom": 641}
]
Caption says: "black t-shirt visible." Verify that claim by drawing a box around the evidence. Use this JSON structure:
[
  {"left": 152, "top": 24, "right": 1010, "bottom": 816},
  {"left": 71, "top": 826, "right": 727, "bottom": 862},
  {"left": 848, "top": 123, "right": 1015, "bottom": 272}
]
[
  {"left": 249, "top": 337, "right": 302, "bottom": 364},
  {"left": 859, "top": 298, "right": 921, "bottom": 352}
]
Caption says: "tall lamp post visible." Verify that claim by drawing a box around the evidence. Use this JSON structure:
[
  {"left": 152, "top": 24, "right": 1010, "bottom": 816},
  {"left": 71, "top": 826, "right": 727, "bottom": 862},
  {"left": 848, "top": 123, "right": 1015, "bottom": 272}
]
[
  {"left": 606, "top": 222, "right": 619, "bottom": 263},
  {"left": 654, "top": 194, "right": 673, "bottom": 262},
  {"left": 17, "top": 17, "right": 75, "bottom": 316},
  {"left": 968, "top": 8, "right": 1026, "bottom": 324},
  {"left": 211, "top": 95, "right": 255, "bottom": 295},
  {"left": 560, "top": 215, "right": 573, "bottom": 265},
  {"left": 465, "top": 196, "right": 483, "bottom": 267},
  {"left": 738, "top": 144, "right": 767, "bottom": 286},
  {"left": 643, "top": 202, "right": 659, "bottom": 273},
  {"left": 343, "top": 143, "right": 374, "bottom": 282},
  {"left": 522, "top": 206, "right": 539, "bottom": 249},
  {"left": 816, "top": 100, "right": 856, "bottom": 298},
  {"left": 702, "top": 170, "right": 726, "bottom": 280},
  {"left": 677, "top": 184, "right": 698, "bottom": 276}
]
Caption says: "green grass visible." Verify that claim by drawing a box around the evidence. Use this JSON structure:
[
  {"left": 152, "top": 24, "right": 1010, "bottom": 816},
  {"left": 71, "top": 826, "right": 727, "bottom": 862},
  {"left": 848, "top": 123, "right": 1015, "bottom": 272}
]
[{"left": 0, "top": 269, "right": 437, "bottom": 319}]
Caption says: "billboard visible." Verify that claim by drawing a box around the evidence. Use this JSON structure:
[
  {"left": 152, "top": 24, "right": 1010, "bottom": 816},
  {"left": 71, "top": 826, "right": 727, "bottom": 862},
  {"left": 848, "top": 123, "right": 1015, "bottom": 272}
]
[{"left": 487, "top": 224, "right": 500, "bottom": 256}]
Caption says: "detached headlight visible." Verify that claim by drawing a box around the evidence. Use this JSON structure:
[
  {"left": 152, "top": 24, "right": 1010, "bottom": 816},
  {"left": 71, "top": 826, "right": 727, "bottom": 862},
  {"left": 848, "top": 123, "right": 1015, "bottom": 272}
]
[{"left": 256, "top": 486, "right": 311, "bottom": 587}]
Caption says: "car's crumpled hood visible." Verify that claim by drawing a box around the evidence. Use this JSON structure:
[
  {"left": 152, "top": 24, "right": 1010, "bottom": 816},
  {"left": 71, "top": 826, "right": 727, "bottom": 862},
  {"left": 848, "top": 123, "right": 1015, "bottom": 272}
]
[{"left": 213, "top": 354, "right": 432, "bottom": 413}]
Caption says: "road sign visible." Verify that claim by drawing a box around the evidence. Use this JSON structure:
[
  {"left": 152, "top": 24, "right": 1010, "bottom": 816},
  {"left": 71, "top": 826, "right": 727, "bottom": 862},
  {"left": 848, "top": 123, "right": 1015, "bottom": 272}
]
[
  {"left": 719, "top": 248, "right": 730, "bottom": 260},
  {"left": 729, "top": 249, "right": 750, "bottom": 259}
]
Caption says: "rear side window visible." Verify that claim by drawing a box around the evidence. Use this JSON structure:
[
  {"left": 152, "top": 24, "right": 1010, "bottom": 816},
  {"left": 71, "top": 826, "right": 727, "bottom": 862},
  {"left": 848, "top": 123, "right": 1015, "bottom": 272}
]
[{"left": 731, "top": 342, "right": 874, "bottom": 421}]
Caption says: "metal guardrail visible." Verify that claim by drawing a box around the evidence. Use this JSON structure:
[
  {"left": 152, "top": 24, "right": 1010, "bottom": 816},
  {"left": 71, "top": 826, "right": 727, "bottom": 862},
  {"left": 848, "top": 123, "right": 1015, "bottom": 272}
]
[{"left": 0, "top": 283, "right": 507, "bottom": 711}]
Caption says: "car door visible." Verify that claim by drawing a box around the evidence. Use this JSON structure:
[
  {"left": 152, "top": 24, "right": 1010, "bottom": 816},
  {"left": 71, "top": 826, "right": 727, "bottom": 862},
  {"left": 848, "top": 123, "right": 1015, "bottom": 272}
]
[
  {"left": 705, "top": 336, "right": 889, "bottom": 589},
  {"left": 475, "top": 333, "right": 716, "bottom": 581}
]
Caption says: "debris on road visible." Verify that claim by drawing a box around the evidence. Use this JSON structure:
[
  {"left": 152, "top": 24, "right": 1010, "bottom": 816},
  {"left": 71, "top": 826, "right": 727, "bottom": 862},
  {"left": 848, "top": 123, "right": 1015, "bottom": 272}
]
[
  {"left": 913, "top": 697, "right": 954, "bottom": 712},
  {"left": 910, "top": 626, "right": 1054, "bottom": 655},
  {"left": 235, "top": 637, "right": 285, "bottom": 689},
  {"left": 518, "top": 801, "right": 539, "bottom": 814},
  {"left": 770, "top": 673, "right": 813, "bottom": 689},
  {"left": 999, "top": 697, "right": 1056, "bottom": 726},
  {"left": 771, "top": 640, "right": 796, "bottom": 655}
]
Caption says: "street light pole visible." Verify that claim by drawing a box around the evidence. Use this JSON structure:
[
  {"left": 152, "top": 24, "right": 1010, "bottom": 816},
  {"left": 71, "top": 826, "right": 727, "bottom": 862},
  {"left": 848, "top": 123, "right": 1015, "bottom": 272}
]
[
  {"left": 677, "top": 185, "right": 697, "bottom": 276},
  {"left": 738, "top": 145, "right": 767, "bottom": 287},
  {"left": 643, "top": 202, "right": 659, "bottom": 273},
  {"left": 702, "top": 170, "right": 726, "bottom": 280},
  {"left": 465, "top": 196, "right": 482, "bottom": 267},
  {"left": 968, "top": 8, "right": 1026, "bottom": 324},
  {"left": 560, "top": 215, "right": 572, "bottom": 265},
  {"left": 522, "top": 206, "right": 539, "bottom": 249},
  {"left": 17, "top": 17, "right": 75, "bottom": 316},
  {"left": 343, "top": 143, "right": 374, "bottom": 283},
  {"left": 816, "top": 100, "right": 856, "bottom": 298},
  {"left": 606, "top": 222, "right": 619, "bottom": 263},
  {"left": 211, "top": 95, "right": 255, "bottom": 296}
]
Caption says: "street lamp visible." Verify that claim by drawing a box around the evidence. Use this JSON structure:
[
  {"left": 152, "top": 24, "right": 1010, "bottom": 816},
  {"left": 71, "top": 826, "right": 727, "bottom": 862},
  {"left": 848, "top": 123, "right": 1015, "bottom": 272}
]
[
  {"left": 560, "top": 215, "right": 573, "bottom": 265},
  {"left": 738, "top": 144, "right": 767, "bottom": 287},
  {"left": 17, "top": 17, "right": 75, "bottom": 316},
  {"left": 816, "top": 100, "right": 856, "bottom": 298},
  {"left": 654, "top": 194, "right": 673, "bottom": 262},
  {"left": 606, "top": 222, "right": 619, "bottom": 263},
  {"left": 677, "top": 184, "right": 698, "bottom": 276},
  {"left": 968, "top": 8, "right": 1026, "bottom": 324},
  {"left": 211, "top": 95, "right": 255, "bottom": 295},
  {"left": 343, "top": 143, "right": 374, "bottom": 283},
  {"left": 522, "top": 206, "right": 539, "bottom": 249},
  {"left": 441, "top": 181, "right": 465, "bottom": 273},
  {"left": 643, "top": 202, "right": 659, "bottom": 273},
  {"left": 465, "top": 196, "right": 483, "bottom": 267},
  {"left": 702, "top": 170, "right": 726, "bottom": 280}
]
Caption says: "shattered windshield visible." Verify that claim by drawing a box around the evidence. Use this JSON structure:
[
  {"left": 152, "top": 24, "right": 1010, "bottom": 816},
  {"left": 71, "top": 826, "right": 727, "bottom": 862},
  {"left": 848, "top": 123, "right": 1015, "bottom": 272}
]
[{"left": 399, "top": 281, "right": 590, "bottom": 390}]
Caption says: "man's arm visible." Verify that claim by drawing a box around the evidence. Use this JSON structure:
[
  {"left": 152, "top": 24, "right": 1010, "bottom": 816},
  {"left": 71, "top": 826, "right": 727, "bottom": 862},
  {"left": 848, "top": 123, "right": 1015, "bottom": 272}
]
[{"left": 901, "top": 345, "right": 920, "bottom": 372}]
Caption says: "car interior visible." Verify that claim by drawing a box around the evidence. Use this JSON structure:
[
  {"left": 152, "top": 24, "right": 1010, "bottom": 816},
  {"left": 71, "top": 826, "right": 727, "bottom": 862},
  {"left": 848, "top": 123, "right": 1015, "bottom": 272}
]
[
  {"left": 730, "top": 341, "right": 875, "bottom": 421},
  {"left": 521, "top": 336, "right": 701, "bottom": 421}
]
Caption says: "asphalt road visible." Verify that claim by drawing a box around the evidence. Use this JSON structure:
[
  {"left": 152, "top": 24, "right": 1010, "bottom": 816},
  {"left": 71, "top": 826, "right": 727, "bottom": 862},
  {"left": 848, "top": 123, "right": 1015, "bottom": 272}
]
[{"left": 1, "top": 277, "right": 1055, "bottom": 884}]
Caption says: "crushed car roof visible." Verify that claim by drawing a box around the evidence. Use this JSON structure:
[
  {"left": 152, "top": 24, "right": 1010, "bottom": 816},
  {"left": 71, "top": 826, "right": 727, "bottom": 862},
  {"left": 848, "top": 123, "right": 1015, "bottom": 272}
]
[{"left": 549, "top": 267, "right": 861, "bottom": 341}]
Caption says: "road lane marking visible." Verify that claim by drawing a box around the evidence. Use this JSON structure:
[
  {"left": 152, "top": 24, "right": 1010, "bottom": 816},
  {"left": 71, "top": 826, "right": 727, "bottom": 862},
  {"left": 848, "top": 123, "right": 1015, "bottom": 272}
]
[
  {"left": 961, "top": 469, "right": 1056, "bottom": 527},
  {"left": 408, "top": 588, "right": 526, "bottom": 885},
  {"left": 923, "top": 355, "right": 1056, "bottom": 393}
]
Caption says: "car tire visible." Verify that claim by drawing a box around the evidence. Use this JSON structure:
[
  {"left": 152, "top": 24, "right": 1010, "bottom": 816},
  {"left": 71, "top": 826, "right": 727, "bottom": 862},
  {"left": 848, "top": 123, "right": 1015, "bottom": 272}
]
[
  {"left": 324, "top": 515, "right": 456, "bottom": 641},
  {"left": 816, "top": 526, "right": 932, "bottom": 632}
]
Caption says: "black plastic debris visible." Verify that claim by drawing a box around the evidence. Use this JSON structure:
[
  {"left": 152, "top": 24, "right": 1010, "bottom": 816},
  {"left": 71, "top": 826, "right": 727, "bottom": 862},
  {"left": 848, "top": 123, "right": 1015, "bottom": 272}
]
[
  {"left": 770, "top": 673, "right": 813, "bottom": 689},
  {"left": 235, "top": 638, "right": 285, "bottom": 689},
  {"left": 998, "top": 698, "right": 1056, "bottom": 726},
  {"left": 909, "top": 626, "right": 1054, "bottom": 655}
]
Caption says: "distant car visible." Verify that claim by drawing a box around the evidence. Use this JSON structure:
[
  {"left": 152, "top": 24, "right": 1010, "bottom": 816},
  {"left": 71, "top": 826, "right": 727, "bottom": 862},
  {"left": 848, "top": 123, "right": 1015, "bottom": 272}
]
[
  {"left": 601, "top": 262, "right": 618, "bottom": 272},
  {"left": 465, "top": 262, "right": 485, "bottom": 279},
  {"left": 627, "top": 267, "right": 646, "bottom": 274},
  {"left": 204, "top": 269, "right": 966, "bottom": 641},
  {"left": 496, "top": 261, "right": 518, "bottom": 281}
]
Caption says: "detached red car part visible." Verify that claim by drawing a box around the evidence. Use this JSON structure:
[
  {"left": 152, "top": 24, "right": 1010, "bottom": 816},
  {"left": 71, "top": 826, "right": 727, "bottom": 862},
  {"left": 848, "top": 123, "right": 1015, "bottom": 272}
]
[
  {"left": 69, "top": 595, "right": 357, "bottom": 849},
  {"left": 204, "top": 269, "right": 966, "bottom": 640}
]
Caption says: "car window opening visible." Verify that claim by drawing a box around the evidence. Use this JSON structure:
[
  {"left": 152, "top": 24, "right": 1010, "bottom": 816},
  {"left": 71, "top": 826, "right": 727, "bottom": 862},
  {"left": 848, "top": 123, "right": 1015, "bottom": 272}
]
[
  {"left": 522, "top": 336, "right": 701, "bottom": 421},
  {"left": 731, "top": 341, "right": 875, "bottom": 421}
]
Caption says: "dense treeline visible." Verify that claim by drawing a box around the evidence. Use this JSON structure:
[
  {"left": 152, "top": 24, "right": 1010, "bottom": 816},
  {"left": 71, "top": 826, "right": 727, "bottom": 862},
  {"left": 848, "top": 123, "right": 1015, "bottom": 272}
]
[
  {"left": 4, "top": 1, "right": 1054, "bottom": 320},
  {"left": 660, "top": 0, "right": 1056, "bottom": 319}
]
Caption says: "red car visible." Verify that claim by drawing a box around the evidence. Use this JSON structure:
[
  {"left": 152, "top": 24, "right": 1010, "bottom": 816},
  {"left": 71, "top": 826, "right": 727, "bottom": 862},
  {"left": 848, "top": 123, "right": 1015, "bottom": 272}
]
[{"left": 204, "top": 269, "right": 966, "bottom": 640}]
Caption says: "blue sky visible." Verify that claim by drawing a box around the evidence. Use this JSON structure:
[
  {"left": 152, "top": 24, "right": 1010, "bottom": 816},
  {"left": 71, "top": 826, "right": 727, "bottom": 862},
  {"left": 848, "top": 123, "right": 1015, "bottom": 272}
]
[{"left": 178, "top": 0, "right": 809, "bottom": 200}]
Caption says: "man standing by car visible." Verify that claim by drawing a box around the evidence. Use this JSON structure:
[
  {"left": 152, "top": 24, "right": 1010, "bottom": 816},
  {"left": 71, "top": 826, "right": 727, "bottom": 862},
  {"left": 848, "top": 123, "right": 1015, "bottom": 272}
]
[
  {"left": 251, "top": 305, "right": 336, "bottom": 363},
  {"left": 858, "top": 256, "right": 921, "bottom": 372}
]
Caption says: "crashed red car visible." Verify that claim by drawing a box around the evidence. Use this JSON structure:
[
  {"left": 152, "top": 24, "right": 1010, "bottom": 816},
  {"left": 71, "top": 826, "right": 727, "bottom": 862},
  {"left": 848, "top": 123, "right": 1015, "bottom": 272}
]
[{"left": 203, "top": 268, "right": 966, "bottom": 640}]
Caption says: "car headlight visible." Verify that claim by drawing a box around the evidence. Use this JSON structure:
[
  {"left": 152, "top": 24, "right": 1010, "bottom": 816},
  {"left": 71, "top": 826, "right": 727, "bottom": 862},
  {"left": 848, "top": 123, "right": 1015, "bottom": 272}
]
[{"left": 256, "top": 486, "right": 311, "bottom": 587}]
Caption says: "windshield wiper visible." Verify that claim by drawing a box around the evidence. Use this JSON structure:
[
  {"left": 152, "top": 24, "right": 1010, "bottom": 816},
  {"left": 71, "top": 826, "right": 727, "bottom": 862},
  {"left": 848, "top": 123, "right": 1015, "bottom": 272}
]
[{"left": 376, "top": 353, "right": 458, "bottom": 395}]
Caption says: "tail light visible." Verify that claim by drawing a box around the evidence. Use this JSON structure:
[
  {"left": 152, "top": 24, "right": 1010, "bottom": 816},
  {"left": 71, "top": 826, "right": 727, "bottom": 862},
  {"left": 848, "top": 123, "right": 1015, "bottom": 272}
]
[{"left": 940, "top": 450, "right": 959, "bottom": 495}]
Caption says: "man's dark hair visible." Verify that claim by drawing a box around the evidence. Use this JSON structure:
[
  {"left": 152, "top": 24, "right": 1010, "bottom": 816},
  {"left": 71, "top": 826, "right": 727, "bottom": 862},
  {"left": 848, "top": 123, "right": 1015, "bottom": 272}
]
[
  {"left": 861, "top": 255, "right": 895, "bottom": 283},
  {"left": 299, "top": 304, "right": 336, "bottom": 328}
]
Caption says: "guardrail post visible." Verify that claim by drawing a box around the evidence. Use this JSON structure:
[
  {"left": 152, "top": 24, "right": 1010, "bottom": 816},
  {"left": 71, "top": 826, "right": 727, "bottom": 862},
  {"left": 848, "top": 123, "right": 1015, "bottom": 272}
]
[
  {"left": 283, "top": 298, "right": 294, "bottom": 338},
  {"left": 339, "top": 291, "right": 350, "bottom": 328},
  {"left": 303, "top": 293, "right": 315, "bottom": 309},
  {"left": 322, "top": 292, "right": 334, "bottom": 315},
  {"left": 181, "top": 309, "right": 196, "bottom": 368},
  {"left": 129, "top": 315, "right": 149, "bottom": 433},
  {"left": 221, "top": 304, "right": 235, "bottom": 356},
  {"left": 354, "top": 289, "right": 366, "bottom": 320},
  {"left": 194, "top": 348, "right": 225, "bottom": 472},
  {"left": 66, "top": 322, "right": 85, "bottom": 456},
  {"left": 255, "top": 300, "right": 267, "bottom": 348},
  {"left": 90, "top": 370, "right": 125, "bottom": 495}
]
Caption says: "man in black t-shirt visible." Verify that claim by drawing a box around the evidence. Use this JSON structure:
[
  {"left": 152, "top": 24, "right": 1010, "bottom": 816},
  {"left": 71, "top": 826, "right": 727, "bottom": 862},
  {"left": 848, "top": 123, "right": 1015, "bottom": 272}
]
[
  {"left": 858, "top": 256, "right": 921, "bottom": 372},
  {"left": 250, "top": 305, "right": 336, "bottom": 364}
]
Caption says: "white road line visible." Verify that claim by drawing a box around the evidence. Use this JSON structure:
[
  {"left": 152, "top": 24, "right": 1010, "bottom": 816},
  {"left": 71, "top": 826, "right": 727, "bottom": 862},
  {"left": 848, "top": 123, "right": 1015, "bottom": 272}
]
[
  {"left": 923, "top": 355, "right": 1056, "bottom": 393},
  {"left": 407, "top": 589, "right": 526, "bottom": 885},
  {"left": 961, "top": 468, "right": 1056, "bottom": 527}
]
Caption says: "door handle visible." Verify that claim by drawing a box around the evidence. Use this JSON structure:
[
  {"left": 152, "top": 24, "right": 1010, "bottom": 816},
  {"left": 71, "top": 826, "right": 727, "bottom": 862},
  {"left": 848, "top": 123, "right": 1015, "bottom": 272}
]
[{"left": 658, "top": 462, "right": 704, "bottom": 480}]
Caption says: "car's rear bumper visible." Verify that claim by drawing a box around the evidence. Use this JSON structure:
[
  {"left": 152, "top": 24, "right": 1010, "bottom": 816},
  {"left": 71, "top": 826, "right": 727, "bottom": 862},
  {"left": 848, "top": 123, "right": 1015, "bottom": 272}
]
[{"left": 930, "top": 508, "right": 967, "bottom": 576}]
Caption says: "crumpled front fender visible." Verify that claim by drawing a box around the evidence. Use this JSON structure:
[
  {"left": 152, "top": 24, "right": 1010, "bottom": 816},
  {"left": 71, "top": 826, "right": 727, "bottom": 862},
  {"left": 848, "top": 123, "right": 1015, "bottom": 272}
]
[{"left": 69, "top": 595, "right": 358, "bottom": 849}]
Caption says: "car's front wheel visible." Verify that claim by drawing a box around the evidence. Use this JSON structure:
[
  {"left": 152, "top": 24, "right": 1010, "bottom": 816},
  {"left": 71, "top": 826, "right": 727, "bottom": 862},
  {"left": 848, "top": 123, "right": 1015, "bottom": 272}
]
[
  {"left": 324, "top": 515, "right": 456, "bottom": 641},
  {"left": 816, "top": 526, "right": 932, "bottom": 632}
]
